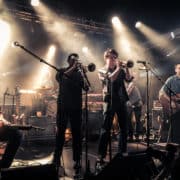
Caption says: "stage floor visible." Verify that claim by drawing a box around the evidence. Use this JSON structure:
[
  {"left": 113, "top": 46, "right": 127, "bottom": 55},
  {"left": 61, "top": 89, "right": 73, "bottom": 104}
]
[{"left": 10, "top": 137, "right": 152, "bottom": 179}]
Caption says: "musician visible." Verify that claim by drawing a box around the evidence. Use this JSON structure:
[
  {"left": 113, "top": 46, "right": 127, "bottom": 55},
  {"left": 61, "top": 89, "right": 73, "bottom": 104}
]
[
  {"left": 53, "top": 53, "right": 88, "bottom": 176},
  {"left": 159, "top": 64, "right": 180, "bottom": 141},
  {"left": 126, "top": 80, "right": 143, "bottom": 142},
  {"left": 0, "top": 110, "right": 22, "bottom": 169},
  {"left": 97, "top": 48, "right": 133, "bottom": 163}
]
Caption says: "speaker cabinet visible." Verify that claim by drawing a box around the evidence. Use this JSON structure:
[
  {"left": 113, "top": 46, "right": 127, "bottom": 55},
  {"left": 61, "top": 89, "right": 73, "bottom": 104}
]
[{"left": 1, "top": 164, "right": 58, "bottom": 180}]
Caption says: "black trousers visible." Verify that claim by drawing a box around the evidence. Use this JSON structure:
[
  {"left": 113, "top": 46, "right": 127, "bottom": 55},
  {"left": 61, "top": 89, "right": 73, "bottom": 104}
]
[
  {"left": 98, "top": 101, "right": 128, "bottom": 159},
  {"left": 0, "top": 127, "right": 22, "bottom": 168},
  {"left": 53, "top": 109, "right": 82, "bottom": 167}
]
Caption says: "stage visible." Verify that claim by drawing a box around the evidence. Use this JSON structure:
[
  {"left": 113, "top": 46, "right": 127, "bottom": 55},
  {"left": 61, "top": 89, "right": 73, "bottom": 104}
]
[{"left": 3, "top": 137, "right": 153, "bottom": 179}]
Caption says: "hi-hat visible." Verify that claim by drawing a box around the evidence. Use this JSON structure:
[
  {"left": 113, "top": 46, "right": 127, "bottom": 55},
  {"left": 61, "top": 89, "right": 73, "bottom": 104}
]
[{"left": 35, "top": 86, "right": 52, "bottom": 92}]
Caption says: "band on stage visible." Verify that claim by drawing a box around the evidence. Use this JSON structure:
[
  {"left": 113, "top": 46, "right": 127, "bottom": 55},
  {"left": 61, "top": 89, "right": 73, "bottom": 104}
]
[{"left": 0, "top": 49, "right": 179, "bottom": 178}]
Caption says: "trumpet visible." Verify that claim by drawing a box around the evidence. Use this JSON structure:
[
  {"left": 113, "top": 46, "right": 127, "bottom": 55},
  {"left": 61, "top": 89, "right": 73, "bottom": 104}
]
[
  {"left": 119, "top": 60, "right": 134, "bottom": 68},
  {"left": 76, "top": 62, "right": 96, "bottom": 72}
]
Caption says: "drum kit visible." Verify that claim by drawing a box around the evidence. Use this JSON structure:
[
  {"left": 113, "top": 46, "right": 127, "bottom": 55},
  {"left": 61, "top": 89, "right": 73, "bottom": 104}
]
[
  {"left": 31, "top": 86, "right": 57, "bottom": 118},
  {"left": 2, "top": 86, "right": 58, "bottom": 122}
]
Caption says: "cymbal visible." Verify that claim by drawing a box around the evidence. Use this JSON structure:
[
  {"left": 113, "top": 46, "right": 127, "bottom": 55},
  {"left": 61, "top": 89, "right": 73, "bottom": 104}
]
[{"left": 35, "top": 86, "right": 52, "bottom": 91}]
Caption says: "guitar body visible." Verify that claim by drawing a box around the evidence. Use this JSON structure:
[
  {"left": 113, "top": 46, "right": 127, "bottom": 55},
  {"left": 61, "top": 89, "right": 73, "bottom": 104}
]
[{"left": 159, "top": 93, "right": 180, "bottom": 115}]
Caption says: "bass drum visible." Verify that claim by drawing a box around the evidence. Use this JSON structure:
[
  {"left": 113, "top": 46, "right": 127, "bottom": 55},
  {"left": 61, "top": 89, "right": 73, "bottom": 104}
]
[{"left": 46, "top": 100, "right": 57, "bottom": 119}]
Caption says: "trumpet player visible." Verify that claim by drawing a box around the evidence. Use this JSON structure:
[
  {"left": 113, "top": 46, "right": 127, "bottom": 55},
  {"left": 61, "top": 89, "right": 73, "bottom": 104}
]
[
  {"left": 97, "top": 48, "right": 134, "bottom": 164},
  {"left": 53, "top": 53, "right": 89, "bottom": 177}
]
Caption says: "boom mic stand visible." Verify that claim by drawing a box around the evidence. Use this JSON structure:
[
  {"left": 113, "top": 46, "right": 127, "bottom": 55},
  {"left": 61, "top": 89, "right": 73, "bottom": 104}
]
[
  {"left": 139, "top": 62, "right": 151, "bottom": 147},
  {"left": 14, "top": 42, "right": 84, "bottom": 89},
  {"left": 13, "top": 42, "right": 59, "bottom": 72},
  {"left": 77, "top": 67, "right": 93, "bottom": 179},
  {"left": 138, "top": 62, "right": 177, "bottom": 146}
]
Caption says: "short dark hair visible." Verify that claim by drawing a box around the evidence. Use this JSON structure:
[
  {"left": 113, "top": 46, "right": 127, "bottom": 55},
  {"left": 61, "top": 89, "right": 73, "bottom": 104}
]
[
  {"left": 104, "top": 48, "right": 118, "bottom": 59},
  {"left": 67, "top": 53, "right": 79, "bottom": 63},
  {"left": 175, "top": 63, "right": 180, "bottom": 68}
]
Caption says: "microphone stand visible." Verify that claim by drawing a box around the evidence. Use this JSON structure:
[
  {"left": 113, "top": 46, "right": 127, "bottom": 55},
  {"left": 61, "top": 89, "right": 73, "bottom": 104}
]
[
  {"left": 14, "top": 42, "right": 85, "bottom": 90},
  {"left": 138, "top": 62, "right": 177, "bottom": 146},
  {"left": 13, "top": 42, "right": 59, "bottom": 72},
  {"left": 145, "top": 64, "right": 150, "bottom": 147},
  {"left": 78, "top": 67, "right": 92, "bottom": 179},
  {"left": 146, "top": 64, "right": 177, "bottom": 144},
  {"left": 139, "top": 63, "right": 150, "bottom": 147}
]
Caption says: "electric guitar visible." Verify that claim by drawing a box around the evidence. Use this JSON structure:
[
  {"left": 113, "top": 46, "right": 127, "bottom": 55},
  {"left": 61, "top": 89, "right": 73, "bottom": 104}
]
[{"left": 159, "top": 93, "right": 180, "bottom": 115}]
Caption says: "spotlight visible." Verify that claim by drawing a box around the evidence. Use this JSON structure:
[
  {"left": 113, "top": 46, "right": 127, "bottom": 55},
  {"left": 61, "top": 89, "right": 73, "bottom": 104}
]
[
  {"left": 112, "top": 16, "right": 122, "bottom": 28},
  {"left": 0, "top": 20, "right": 11, "bottom": 56},
  {"left": 31, "top": 0, "right": 40, "bottom": 6},
  {"left": 82, "top": 46, "right": 89, "bottom": 54},
  {"left": 135, "top": 21, "right": 142, "bottom": 28},
  {"left": 170, "top": 32, "right": 175, "bottom": 39}
]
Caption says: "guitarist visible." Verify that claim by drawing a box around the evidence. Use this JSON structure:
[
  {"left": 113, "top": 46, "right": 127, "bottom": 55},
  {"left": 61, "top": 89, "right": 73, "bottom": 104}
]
[
  {"left": 159, "top": 63, "right": 180, "bottom": 142},
  {"left": 0, "top": 108, "right": 22, "bottom": 169}
]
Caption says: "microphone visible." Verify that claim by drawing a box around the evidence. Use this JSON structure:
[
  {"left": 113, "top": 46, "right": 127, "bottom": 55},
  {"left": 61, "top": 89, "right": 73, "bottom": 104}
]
[
  {"left": 13, "top": 41, "right": 20, "bottom": 47},
  {"left": 136, "top": 60, "right": 147, "bottom": 64}
]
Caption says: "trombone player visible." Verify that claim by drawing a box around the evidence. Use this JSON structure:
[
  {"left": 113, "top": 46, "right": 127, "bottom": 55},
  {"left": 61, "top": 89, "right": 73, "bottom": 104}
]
[
  {"left": 53, "top": 53, "right": 93, "bottom": 177},
  {"left": 97, "top": 48, "right": 134, "bottom": 164}
]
